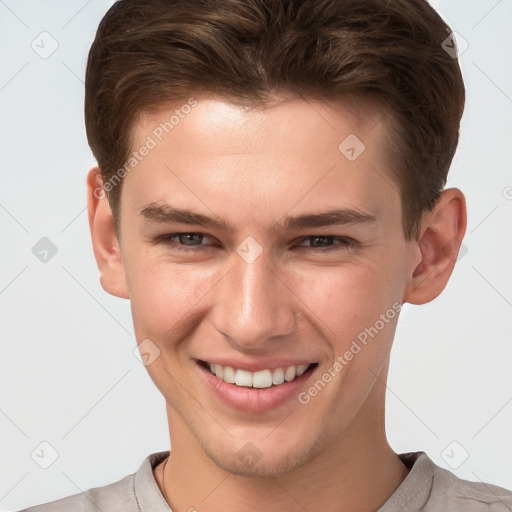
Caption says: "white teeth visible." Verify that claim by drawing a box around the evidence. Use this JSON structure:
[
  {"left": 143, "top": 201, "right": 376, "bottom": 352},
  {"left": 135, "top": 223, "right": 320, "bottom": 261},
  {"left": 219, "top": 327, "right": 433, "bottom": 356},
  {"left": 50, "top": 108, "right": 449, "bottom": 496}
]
[
  {"left": 235, "top": 369, "right": 253, "bottom": 387},
  {"left": 214, "top": 364, "right": 224, "bottom": 379},
  {"left": 296, "top": 364, "right": 309, "bottom": 377},
  {"left": 284, "top": 366, "right": 296, "bottom": 382},
  {"left": 223, "top": 366, "right": 236, "bottom": 384},
  {"left": 207, "top": 362, "right": 312, "bottom": 388},
  {"left": 252, "top": 369, "right": 273, "bottom": 388},
  {"left": 272, "top": 367, "right": 285, "bottom": 385}
]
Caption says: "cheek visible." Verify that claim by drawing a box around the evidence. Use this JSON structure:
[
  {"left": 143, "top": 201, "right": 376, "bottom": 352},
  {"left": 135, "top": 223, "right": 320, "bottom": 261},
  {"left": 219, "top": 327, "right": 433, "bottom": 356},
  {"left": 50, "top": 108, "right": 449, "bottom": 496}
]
[
  {"left": 294, "top": 260, "right": 398, "bottom": 341},
  {"left": 127, "top": 256, "right": 221, "bottom": 340}
]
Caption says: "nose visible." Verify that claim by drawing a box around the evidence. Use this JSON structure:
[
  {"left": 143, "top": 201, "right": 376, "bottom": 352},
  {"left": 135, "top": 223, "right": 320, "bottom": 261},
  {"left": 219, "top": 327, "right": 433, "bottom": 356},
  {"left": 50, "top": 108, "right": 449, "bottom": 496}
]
[{"left": 211, "top": 249, "right": 297, "bottom": 353}]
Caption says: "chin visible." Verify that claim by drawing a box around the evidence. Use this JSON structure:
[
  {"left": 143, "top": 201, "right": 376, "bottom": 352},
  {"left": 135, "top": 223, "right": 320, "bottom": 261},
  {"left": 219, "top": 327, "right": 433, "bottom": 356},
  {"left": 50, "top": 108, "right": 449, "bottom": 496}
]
[{"left": 196, "top": 428, "right": 324, "bottom": 478}]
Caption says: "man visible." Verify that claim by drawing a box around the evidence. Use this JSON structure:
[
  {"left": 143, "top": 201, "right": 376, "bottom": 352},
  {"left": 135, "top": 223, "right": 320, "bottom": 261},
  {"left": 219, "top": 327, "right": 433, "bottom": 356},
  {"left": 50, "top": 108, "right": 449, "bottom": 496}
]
[{"left": 22, "top": 0, "right": 512, "bottom": 510}]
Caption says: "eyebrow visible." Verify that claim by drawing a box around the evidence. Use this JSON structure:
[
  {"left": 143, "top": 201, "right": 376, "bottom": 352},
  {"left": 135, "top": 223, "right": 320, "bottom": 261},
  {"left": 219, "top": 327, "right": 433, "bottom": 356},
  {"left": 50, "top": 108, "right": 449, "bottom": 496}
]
[{"left": 139, "top": 203, "right": 377, "bottom": 232}]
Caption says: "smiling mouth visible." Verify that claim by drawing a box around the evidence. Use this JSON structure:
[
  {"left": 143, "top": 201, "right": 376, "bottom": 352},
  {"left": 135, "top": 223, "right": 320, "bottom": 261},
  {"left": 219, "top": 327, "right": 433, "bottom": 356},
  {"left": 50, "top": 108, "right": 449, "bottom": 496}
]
[{"left": 198, "top": 360, "right": 318, "bottom": 389}]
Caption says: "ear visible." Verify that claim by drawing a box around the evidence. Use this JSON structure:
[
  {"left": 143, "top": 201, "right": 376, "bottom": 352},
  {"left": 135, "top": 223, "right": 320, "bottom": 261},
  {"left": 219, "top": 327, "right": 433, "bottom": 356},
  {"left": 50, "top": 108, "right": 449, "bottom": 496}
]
[
  {"left": 404, "top": 188, "right": 467, "bottom": 305},
  {"left": 86, "top": 167, "right": 129, "bottom": 299}
]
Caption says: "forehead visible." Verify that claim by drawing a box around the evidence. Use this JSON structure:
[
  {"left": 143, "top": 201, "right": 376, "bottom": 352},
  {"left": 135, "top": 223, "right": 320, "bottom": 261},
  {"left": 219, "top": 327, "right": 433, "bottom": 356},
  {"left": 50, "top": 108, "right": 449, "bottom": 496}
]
[
  {"left": 123, "top": 95, "right": 399, "bottom": 230},
  {"left": 135, "top": 95, "right": 386, "bottom": 161}
]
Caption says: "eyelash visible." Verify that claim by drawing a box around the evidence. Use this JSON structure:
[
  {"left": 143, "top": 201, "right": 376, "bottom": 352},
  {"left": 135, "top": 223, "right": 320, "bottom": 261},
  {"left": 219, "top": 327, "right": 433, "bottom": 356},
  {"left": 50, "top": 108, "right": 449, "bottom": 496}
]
[{"left": 155, "top": 232, "right": 356, "bottom": 253}]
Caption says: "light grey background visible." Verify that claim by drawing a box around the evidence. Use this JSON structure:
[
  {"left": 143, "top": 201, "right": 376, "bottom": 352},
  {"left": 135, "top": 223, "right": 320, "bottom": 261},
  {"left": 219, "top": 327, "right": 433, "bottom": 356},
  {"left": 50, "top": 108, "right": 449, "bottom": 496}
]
[{"left": 0, "top": 0, "right": 511, "bottom": 510}]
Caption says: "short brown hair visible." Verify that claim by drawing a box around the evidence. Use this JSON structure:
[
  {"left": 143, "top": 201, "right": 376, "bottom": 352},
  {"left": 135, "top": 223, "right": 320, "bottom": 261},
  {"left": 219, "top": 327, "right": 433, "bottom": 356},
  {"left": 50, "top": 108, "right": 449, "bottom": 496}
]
[{"left": 85, "top": 0, "right": 465, "bottom": 240}]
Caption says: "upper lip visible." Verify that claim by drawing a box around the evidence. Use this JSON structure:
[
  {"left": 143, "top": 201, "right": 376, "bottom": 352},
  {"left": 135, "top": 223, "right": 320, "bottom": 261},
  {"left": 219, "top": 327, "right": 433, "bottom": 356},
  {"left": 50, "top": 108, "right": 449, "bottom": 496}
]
[{"left": 197, "top": 358, "right": 317, "bottom": 373}]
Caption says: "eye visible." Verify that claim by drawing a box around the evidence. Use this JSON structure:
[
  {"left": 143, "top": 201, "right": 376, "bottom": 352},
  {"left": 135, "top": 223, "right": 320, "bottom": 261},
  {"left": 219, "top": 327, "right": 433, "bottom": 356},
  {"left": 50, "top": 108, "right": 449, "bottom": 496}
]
[
  {"left": 156, "top": 232, "right": 216, "bottom": 252},
  {"left": 297, "top": 235, "right": 356, "bottom": 252}
]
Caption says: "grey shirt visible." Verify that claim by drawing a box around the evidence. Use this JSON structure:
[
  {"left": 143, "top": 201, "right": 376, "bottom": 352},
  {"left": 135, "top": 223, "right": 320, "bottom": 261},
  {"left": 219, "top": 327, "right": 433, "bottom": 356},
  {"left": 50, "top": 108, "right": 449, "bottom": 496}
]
[{"left": 20, "top": 450, "right": 512, "bottom": 511}]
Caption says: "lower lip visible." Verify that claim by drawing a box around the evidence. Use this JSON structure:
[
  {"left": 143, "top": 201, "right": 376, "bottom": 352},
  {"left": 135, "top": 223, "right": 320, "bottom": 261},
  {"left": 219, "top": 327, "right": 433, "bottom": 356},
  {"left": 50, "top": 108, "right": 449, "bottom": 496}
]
[{"left": 197, "top": 362, "right": 317, "bottom": 413}]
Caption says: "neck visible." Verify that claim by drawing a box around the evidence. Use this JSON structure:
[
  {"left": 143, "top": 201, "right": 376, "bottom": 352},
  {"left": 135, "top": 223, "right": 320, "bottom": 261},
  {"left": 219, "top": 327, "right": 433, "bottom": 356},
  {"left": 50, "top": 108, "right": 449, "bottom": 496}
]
[{"left": 155, "top": 372, "right": 409, "bottom": 512}]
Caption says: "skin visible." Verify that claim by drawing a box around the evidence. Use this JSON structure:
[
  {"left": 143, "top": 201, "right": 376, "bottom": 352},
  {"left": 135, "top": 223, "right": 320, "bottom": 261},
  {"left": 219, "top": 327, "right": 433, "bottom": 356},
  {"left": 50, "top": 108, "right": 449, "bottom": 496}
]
[{"left": 87, "top": 96, "right": 466, "bottom": 511}]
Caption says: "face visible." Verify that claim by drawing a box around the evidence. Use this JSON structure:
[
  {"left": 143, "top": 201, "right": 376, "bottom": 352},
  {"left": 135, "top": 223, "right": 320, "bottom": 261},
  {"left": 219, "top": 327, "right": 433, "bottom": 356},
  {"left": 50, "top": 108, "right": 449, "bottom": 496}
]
[{"left": 111, "top": 96, "right": 421, "bottom": 476}]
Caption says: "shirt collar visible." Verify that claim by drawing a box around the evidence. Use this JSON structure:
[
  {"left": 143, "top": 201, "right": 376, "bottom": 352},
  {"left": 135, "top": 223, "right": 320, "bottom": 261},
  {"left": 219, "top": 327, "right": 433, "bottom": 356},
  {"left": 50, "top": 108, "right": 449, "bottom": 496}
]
[
  {"left": 377, "top": 451, "right": 434, "bottom": 511},
  {"left": 135, "top": 450, "right": 172, "bottom": 511}
]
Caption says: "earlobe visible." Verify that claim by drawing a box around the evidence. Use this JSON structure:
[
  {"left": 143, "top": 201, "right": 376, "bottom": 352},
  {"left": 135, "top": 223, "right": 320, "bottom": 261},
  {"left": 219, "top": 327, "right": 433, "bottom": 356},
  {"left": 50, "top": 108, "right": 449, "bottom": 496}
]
[
  {"left": 86, "top": 167, "right": 129, "bottom": 299},
  {"left": 404, "top": 188, "right": 467, "bottom": 305}
]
